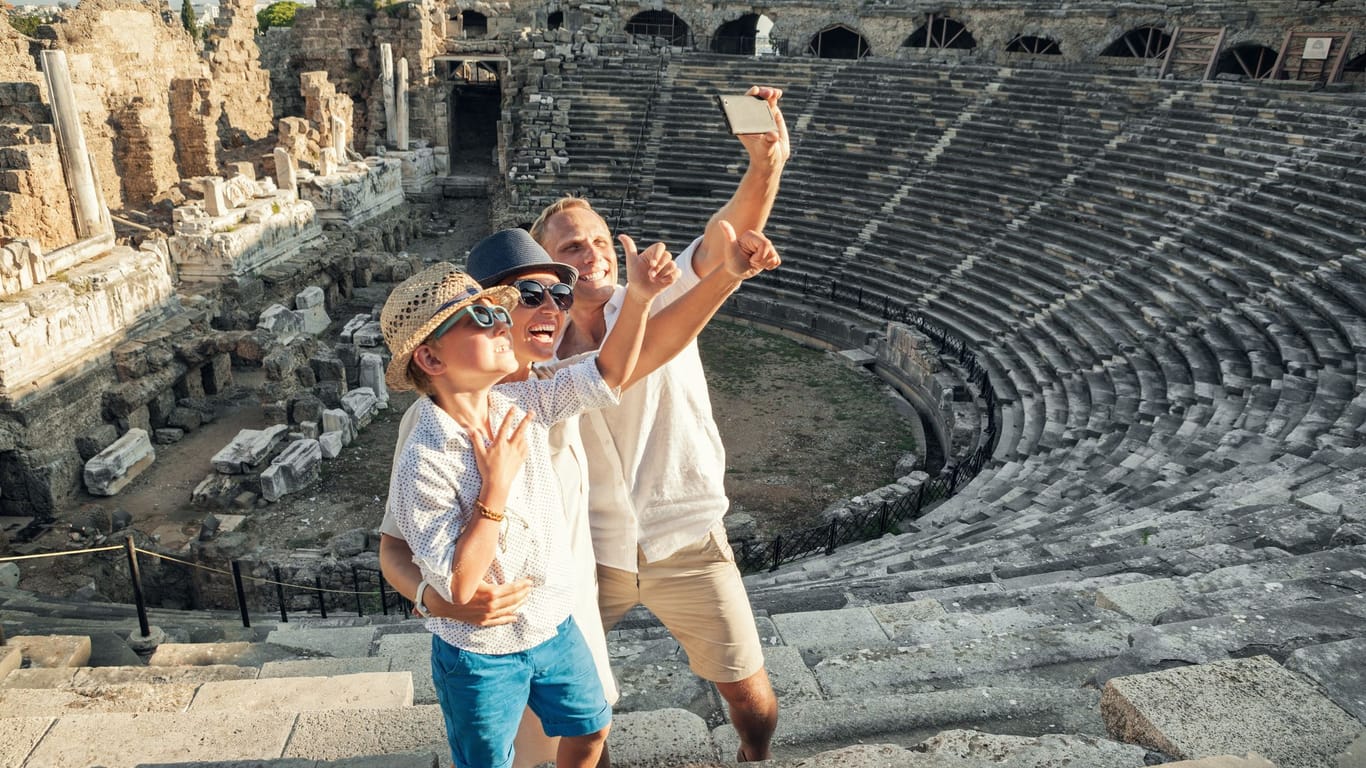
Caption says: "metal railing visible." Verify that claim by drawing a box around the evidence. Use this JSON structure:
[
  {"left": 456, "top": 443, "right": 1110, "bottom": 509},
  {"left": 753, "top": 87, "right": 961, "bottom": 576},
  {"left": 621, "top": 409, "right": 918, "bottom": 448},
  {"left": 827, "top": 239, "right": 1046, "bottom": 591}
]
[{"left": 0, "top": 538, "right": 411, "bottom": 634}]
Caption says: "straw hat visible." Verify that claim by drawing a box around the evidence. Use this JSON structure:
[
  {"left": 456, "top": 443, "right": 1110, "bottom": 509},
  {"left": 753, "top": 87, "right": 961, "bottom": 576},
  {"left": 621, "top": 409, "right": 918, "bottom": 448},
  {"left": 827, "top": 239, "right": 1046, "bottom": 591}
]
[{"left": 380, "top": 263, "right": 519, "bottom": 392}]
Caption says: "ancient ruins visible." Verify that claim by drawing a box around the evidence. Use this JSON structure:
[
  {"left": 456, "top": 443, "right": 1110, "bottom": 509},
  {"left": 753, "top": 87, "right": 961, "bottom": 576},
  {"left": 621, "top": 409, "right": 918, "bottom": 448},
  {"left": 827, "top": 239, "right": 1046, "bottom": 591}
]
[{"left": 2, "top": 0, "right": 1366, "bottom": 765}]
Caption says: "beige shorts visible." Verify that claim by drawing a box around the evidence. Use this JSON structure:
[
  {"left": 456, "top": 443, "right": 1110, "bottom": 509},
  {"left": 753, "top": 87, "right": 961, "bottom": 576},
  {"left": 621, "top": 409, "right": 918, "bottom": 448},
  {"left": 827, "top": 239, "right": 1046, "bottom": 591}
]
[{"left": 596, "top": 525, "right": 765, "bottom": 684}]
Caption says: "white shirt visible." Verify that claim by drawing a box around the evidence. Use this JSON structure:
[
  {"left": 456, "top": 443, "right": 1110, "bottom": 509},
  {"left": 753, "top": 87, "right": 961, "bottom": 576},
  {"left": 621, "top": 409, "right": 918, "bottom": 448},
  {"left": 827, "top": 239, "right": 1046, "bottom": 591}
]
[
  {"left": 577, "top": 237, "right": 731, "bottom": 570},
  {"left": 385, "top": 355, "right": 617, "bottom": 654}
]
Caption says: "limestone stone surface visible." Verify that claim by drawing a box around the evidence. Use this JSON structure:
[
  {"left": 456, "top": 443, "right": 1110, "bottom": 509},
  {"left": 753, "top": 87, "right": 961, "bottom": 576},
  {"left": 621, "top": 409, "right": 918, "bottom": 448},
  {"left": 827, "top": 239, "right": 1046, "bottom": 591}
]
[
  {"left": 282, "top": 704, "right": 447, "bottom": 760},
  {"left": 375, "top": 632, "right": 436, "bottom": 704},
  {"left": 773, "top": 606, "right": 891, "bottom": 651},
  {"left": 187, "top": 671, "right": 413, "bottom": 712},
  {"left": 1, "top": 667, "right": 78, "bottom": 688},
  {"left": 1155, "top": 756, "right": 1276, "bottom": 768},
  {"left": 260, "top": 657, "right": 391, "bottom": 678},
  {"left": 74, "top": 664, "right": 257, "bottom": 686},
  {"left": 0, "top": 643, "right": 22, "bottom": 679},
  {"left": 82, "top": 428, "right": 155, "bottom": 495},
  {"left": 21, "top": 709, "right": 293, "bottom": 767},
  {"left": 0, "top": 561, "right": 19, "bottom": 589},
  {"left": 211, "top": 424, "right": 289, "bottom": 474},
  {"left": 762, "top": 644, "right": 824, "bottom": 703},
  {"left": 867, "top": 598, "right": 948, "bottom": 639},
  {"left": 609, "top": 708, "right": 717, "bottom": 767},
  {"left": 320, "top": 430, "right": 345, "bottom": 459},
  {"left": 6, "top": 635, "right": 91, "bottom": 667},
  {"left": 265, "top": 625, "right": 377, "bottom": 658},
  {"left": 260, "top": 438, "right": 322, "bottom": 502},
  {"left": 1286, "top": 637, "right": 1366, "bottom": 723},
  {"left": 1101, "top": 655, "right": 1363, "bottom": 767},
  {"left": 169, "top": 194, "right": 321, "bottom": 283},
  {"left": 1096, "top": 578, "right": 1183, "bottom": 623},
  {"left": 0, "top": 716, "right": 54, "bottom": 768},
  {"left": 0, "top": 681, "right": 199, "bottom": 716},
  {"left": 913, "top": 728, "right": 1149, "bottom": 766},
  {"left": 322, "top": 408, "right": 355, "bottom": 441},
  {"left": 301, "top": 156, "right": 405, "bottom": 227}
]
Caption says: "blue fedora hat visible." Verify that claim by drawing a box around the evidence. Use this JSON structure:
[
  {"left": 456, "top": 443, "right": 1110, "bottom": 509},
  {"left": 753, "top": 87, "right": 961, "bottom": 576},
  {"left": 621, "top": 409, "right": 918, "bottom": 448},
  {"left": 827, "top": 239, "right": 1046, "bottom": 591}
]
[{"left": 466, "top": 228, "right": 578, "bottom": 288}]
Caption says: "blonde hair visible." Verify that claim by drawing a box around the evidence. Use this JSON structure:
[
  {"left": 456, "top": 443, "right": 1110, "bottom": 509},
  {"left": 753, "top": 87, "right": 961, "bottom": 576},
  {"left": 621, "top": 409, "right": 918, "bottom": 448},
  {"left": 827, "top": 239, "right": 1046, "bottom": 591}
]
[{"left": 529, "top": 196, "right": 597, "bottom": 245}]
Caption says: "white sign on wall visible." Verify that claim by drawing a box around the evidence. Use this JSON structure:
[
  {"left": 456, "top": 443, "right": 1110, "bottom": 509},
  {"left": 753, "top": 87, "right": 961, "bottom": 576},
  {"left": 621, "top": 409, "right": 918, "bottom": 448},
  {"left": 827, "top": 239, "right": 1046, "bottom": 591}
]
[{"left": 1302, "top": 37, "right": 1333, "bottom": 60}]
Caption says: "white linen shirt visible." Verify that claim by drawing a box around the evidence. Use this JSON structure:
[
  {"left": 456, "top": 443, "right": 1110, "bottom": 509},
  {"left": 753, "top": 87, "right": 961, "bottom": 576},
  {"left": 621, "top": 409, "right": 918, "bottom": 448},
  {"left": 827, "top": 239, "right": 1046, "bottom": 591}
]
[
  {"left": 577, "top": 237, "right": 732, "bottom": 570},
  {"left": 386, "top": 355, "right": 618, "bottom": 654}
]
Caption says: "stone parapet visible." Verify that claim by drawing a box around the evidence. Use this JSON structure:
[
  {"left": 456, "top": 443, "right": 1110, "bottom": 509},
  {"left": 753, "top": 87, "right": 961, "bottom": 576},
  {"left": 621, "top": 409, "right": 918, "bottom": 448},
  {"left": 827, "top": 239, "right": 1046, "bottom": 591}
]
[
  {"left": 0, "top": 241, "right": 177, "bottom": 395},
  {"left": 387, "top": 147, "right": 437, "bottom": 195},
  {"left": 299, "top": 156, "right": 405, "bottom": 227}
]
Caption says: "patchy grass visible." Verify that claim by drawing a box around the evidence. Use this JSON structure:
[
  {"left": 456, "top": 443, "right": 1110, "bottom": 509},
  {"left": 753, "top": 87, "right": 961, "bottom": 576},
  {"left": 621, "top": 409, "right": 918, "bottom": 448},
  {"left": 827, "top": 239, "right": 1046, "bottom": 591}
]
[{"left": 700, "top": 320, "right": 918, "bottom": 537}]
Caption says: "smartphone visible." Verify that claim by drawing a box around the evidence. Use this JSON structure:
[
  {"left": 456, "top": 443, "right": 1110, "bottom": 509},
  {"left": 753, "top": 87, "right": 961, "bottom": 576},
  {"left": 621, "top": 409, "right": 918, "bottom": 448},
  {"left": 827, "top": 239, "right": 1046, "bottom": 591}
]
[{"left": 716, "top": 93, "right": 777, "bottom": 135}]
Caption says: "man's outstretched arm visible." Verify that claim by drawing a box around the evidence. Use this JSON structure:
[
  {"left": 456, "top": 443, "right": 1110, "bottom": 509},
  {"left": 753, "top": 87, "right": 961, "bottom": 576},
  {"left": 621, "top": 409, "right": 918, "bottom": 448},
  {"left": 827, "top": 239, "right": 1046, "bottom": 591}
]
[{"left": 692, "top": 85, "right": 791, "bottom": 279}]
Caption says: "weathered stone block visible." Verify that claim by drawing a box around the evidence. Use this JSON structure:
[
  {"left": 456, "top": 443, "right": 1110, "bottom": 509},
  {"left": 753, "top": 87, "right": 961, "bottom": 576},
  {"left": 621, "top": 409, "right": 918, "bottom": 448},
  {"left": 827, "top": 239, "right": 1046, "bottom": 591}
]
[
  {"left": 339, "top": 314, "right": 370, "bottom": 342},
  {"left": 75, "top": 424, "right": 120, "bottom": 462},
  {"left": 258, "top": 303, "right": 303, "bottom": 336},
  {"left": 263, "top": 346, "right": 296, "bottom": 381},
  {"left": 153, "top": 428, "right": 185, "bottom": 445},
  {"left": 294, "top": 286, "right": 330, "bottom": 335},
  {"left": 321, "top": 409, "right": 354, "bottom": 445},
  {"left": 204, "top": 352, "right": 232, "bottom": 394},
  {"left": 359, "top": 353, "right": 388, "bottom": 407},
  {"left": 290, "top": 394, "right": 325, "bottom": 425},
  {"left": 311, "top": 349, "right": 346, "bottom": 382},
  {"left": 353, "top": 321, "right": 384, "bottom": 347},
  {"left": 340, "top": 387, "right": 379, "bottom": 429},
  {"left": 211, "top": 424, "right": 289, "bottom": 474},
  {"left": 259, "top": 439, "right": 322, "bottom": 502},
  {"left": 167, "top": 406, "right": 203, "bottom": 432},
  {"left": 83, "top": 429, "right": 155, "bottom": 496},
  {"left": 1101, "top": 656, "right": 1362, "bottom": 767},
  {"left": 319, "top": 431, "right": 344, "bottom": 459}
]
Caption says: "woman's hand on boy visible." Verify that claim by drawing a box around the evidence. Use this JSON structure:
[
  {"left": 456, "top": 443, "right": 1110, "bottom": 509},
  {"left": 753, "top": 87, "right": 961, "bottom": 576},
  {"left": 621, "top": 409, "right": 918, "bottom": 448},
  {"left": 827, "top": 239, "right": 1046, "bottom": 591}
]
[
  {"left": 620, "top": 234, "right": 680, "bottom": 303},
  {"left": 423, "top": 578, "right": 533, "bottom": 625}
]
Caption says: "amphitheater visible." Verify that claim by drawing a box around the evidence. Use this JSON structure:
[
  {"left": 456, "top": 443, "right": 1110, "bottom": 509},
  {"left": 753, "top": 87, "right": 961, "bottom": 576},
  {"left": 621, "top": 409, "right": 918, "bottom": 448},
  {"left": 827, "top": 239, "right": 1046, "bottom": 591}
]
[{"left": 2, "top": 0, "right": 1366, "bottom": 766}]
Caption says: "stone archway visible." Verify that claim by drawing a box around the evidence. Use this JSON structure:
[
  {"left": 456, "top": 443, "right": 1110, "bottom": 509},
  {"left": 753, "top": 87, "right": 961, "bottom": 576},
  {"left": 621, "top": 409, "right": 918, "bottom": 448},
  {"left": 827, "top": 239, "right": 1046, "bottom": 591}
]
[
  {"left": 809, "top": 24, "right": 871, "bottom": 60},
  {"left": 626, "top": 9, "right": 691, "bottom": 47},
  {"left": 1215, "top": 43, "right": 1280, "bottom": 79},
  {"left": 1101, "top": 26, "right": 1172, "bottom": 58}
]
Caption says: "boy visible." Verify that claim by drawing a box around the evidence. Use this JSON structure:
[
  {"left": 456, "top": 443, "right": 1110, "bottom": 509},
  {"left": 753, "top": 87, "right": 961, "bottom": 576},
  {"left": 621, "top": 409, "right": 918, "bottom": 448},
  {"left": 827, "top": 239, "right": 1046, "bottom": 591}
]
[{"left": 380, "top": 232, "right": 676, "bottom": 768}]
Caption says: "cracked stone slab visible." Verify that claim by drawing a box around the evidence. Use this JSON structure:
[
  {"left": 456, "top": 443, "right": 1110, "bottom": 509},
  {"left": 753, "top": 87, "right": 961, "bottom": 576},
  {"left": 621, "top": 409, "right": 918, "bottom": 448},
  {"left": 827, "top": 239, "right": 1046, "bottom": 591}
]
[
  {"left": 914, "top": 728, "right": 1150, "bottom": 766},
  {"left": 772, "top": 607, "right": 891, "bottom": 653},
  {"left": 609, "top": 707, "right": 716, "bottom": 767},
  {"left": 1102, "top": 655, "right": 1363, "bottom": 768},
  {"left": 22, "top": 709, "right": 294, "bottom": 767},
  {"left": 1096, "top": 579, "right": 1183, "bottom": 623},
  {"left": 1286, "top": 637, "right": 1366, "bottom": 724}
]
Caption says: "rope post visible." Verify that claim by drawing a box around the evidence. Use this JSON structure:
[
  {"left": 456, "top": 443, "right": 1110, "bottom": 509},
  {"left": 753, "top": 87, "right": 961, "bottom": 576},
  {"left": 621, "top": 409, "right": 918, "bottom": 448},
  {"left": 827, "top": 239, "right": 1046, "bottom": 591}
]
[
  {"left": 350, "top": 566, "right": 363, "bottom": 617},
  {"left": 769, "top": 535, "right": 782, "bottom": 573},
  {"left": 825, "top": 520, "right": 838, "bottom": 556},
  {"left": 314, "top": 575, "right": 327, "bottom": 619},
  {"left": 124, "top": 536, "right": 151, "bottom": 638},
  {"left": 273, "top": 566, "right": 288, "bottom": 623},
  {"left": 379, "top": 577, "right": 390, "bottom": 616},
  {"left": 231, "top": 561, "right": 250, "bottom": 629}
]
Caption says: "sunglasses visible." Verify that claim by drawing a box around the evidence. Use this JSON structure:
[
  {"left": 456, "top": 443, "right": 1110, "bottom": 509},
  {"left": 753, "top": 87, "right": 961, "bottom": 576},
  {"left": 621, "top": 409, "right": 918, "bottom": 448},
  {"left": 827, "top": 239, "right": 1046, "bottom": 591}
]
[
  {"left": 513, "top": 279, "right": 574, "bottom": 311},
  {"left": 431, "top": 304, "right": 513, "bottom": 339}
]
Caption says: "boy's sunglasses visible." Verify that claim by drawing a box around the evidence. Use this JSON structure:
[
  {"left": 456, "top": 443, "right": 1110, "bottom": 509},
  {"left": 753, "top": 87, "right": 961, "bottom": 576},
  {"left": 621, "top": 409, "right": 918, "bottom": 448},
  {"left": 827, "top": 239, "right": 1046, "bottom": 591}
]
[
  {"left": 431, "top": 304, "right": 513, "bottom": 339},
  {"left": 513, "top": 279, "right": 574, "bottom": 311}
]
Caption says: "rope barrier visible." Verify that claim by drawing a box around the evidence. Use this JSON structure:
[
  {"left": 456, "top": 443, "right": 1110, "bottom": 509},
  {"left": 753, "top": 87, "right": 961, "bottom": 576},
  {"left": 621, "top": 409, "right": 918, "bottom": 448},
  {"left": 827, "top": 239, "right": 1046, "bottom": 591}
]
[
  {"left": 0, "top": 544, "right": 123, "bottom": 562},
  {"left": 134, "top": 547, "right": 384, "bottom": 597}
]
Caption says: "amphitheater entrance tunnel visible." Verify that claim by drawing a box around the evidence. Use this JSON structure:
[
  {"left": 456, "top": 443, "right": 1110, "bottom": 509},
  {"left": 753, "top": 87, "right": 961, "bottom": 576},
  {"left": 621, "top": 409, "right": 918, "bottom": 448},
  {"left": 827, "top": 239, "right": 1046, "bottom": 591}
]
[
  {"left": 438, "top": 57, "right": 505, "bottom": 173},
  {"left": 711, "top": 13, "right": 777, "bottom": 56},
  {"left": 809, "top": 24, "right": 872, "bottom": 59},
  {"left": 626, "top": 10, "right": 691, "bottom": 47}
]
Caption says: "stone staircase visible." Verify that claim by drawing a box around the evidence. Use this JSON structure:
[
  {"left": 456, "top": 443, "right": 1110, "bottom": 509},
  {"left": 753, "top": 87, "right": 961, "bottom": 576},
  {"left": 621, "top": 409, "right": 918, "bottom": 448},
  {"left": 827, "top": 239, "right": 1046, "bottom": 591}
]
[{"left": 5, "top": 554, "right": 1364, "bottom": 767}]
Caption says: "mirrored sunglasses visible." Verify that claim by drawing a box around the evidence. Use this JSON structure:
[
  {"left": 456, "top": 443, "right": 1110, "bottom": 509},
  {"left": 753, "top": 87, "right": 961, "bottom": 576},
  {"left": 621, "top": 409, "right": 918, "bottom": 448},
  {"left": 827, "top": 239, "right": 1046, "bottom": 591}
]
[
  {"left": 513, "top": 279, "right": 574, "bottom": 311},
  {"left": 432, "top": 304, "right": 513, "bottom": 339}
]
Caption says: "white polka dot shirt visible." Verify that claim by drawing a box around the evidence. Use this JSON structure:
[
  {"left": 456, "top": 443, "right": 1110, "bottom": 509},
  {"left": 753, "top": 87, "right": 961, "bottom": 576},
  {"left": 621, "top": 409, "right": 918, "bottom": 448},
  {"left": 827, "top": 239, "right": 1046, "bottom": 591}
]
[{"left": 387, "top": 355, "right": 619, "bottom": 654}]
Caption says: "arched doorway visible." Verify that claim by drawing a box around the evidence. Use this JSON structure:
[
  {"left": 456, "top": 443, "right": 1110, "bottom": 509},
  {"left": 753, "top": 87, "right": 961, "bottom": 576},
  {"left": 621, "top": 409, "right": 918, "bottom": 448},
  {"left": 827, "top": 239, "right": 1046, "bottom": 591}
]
[
  {"left": 1101, "top": 26, "right": 1172, "bottom": 58},
  {"left": 1340, "top": 50, "right": 1365, "bottom": 83},
  {"left": 712, "top": 13, "right": 778, "bottom": 56},
  {"left": 1006, "top": 35, "right": 1062, "bottom": 55},
  {"left": 1215, "top": 43, "right": 1279, "bottom": 79},
  {"left": 458, "top": 10, "right": 488, "bottom": 39},
  {"left": 625, "top": 10, "right": 690, "bottom": 47},
  {"left": 441, "top": 58, "right": 504, "bottom": 174},
  {"left": 808, "top": 24, "right": 871, "bottom": 60},
  {"left": 903, "top": 15, "right": 976, "bottom": 50},
  {"left": 548, "top": 10, "right": 564, "bottom": 30}
]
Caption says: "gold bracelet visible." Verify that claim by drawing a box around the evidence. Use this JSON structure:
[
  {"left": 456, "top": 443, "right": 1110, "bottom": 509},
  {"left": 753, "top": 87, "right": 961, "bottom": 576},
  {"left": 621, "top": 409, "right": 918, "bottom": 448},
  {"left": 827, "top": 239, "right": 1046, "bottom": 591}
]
[{"left": 474, "top": 499, "right": 505, "bottom": 522}]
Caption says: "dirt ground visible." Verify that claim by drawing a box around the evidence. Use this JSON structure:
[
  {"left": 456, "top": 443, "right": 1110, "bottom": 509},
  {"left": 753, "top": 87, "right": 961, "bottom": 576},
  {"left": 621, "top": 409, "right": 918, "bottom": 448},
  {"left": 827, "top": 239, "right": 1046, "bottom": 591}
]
[{"left": 16, "top": 200, "right": 917, "bottom": 595}]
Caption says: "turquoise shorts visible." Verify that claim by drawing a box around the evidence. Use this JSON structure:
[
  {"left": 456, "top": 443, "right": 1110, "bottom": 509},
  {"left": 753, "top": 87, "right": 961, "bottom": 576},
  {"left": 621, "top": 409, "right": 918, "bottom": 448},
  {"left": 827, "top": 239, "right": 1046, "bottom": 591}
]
[{"left": 430, "top": 616, "right": 611, "bottom": 768}]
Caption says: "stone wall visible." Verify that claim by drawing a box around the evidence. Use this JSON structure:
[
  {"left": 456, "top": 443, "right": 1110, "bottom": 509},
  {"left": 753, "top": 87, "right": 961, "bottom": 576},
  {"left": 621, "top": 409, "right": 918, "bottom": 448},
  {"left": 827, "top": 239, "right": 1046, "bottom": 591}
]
[{"left": 202, "top": 0, "right": 274, "bottom": 145}]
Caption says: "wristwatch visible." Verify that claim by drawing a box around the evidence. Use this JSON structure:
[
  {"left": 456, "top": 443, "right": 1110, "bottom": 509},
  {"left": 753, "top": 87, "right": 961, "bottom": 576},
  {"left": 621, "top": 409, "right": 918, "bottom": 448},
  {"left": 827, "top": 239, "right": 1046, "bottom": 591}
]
[{"left": 413, "top": 579, "right": 431, "bottom": 618}]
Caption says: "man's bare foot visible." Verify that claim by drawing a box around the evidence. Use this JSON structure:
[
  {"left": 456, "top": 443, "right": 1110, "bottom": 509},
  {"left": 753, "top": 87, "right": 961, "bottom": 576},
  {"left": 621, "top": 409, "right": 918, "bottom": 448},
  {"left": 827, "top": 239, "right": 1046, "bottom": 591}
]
[{"left": 737, "top": 746, "right": 773, "bottom": 762}]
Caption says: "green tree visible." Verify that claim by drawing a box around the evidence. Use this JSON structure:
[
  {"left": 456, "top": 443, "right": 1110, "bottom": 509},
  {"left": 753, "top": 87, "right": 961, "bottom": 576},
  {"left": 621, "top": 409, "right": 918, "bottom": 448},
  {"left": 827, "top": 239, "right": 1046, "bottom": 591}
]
[
  {"left": 256, "top": 0, "right": 299, "bottom": 33},
  {"left": 180, "top": 0, "right": 200, "bottom": 40},
  {"left": 8, "top": 14, "right": 43, "bottom": 37}
]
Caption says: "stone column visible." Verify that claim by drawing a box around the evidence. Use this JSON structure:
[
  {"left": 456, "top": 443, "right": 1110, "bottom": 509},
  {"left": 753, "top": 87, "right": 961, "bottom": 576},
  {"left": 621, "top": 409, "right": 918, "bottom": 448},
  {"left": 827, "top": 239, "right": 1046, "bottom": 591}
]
[
  {"left": 380, "top": 44, "right": 396, "bottom": 146},
  {"left": 39, "top": 50, "right": 107, "bottom": 239},
  {"left": 319, "top": 147, "right": 338, "bottom": 177},
  {"left": 396, "top": 57, "right": 409, "bottom": 151},
  {"left": 331, "top": 115, "right": 347, "bottom": 160},
  {"left": 273, "top": 147, "right": 296, "bottom": 196},
  {"left": 204, "top": 177, "right": 229, "bottom": 216}
]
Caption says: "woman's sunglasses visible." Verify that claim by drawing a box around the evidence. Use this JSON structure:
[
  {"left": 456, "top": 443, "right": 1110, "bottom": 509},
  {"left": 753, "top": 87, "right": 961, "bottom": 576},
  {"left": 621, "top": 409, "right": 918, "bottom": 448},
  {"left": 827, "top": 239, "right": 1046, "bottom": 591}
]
[
  {"left": 431, "top": 304, "right": 513, "bottom": 339},
  {"left": 513, "top": 279, "right": 574, "bottom": 311}
]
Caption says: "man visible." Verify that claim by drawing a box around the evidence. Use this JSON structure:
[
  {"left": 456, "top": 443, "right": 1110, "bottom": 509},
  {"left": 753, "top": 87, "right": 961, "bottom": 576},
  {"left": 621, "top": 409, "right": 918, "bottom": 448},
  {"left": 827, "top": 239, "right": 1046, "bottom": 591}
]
[
  {"left": 382, "top": 86, "right": 789, "bottom": 763},
  {"left": 530, "top": 86, "right": 789, "bottom": 762}
]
